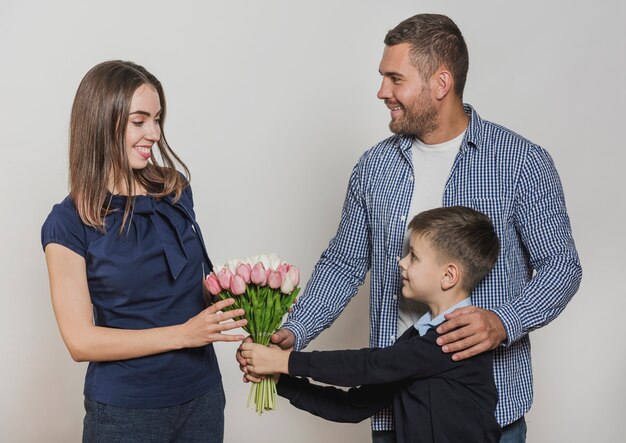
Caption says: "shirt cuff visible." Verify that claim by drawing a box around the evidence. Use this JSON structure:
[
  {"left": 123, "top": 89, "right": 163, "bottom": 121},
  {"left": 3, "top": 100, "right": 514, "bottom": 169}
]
[
  {"left": 491, "top": 303, "right": 524, "bottom": 347},
  {"left": 281, "top": 319, "right": 308, "bottom": 351}
]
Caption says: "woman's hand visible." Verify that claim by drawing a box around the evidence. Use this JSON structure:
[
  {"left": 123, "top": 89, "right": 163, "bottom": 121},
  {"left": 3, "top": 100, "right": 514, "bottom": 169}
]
[
  {"left": 239, "top": 343, "right": 290, "bottom": 375},
  {"left": 181, "top": 298, "right": 247, "bottom": 347}
]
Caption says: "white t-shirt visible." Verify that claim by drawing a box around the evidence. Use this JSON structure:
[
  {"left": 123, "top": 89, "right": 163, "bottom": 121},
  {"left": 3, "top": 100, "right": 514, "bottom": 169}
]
[{"left": 397, "top": 130, "right": 466, "bottom": 334}]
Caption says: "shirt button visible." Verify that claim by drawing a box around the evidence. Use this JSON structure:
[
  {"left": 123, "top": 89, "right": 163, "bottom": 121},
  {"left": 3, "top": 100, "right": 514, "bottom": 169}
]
[
  {"left": 390, "top": 334, "right": 395, "bottom": 343},
  {"left": 409, "top": 176, "right": 414, "bottom": 182},
  {"left": 392, "top": 294, "right": 398, "bottom": 301},
  {"left": 400, "top": 215, "right": 406, "bottom": 221}
]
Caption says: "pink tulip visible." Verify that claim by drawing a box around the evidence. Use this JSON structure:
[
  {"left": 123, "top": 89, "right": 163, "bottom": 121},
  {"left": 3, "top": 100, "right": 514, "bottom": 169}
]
[
  {"left": 230, "top": 274, "right": 247, "bottom": 295},
  {"left": 267, "top": 270, "right": 283, "bottom": 289},
  {"left": 236, "top": 263, "right": 252, "bottom": 284},
  {"left": 277, "top": 263, "right": 289, "bottom": 279},
  {"left": 216, "top": 268, "right": 233, "bottom": 291},
  {"left": 288, "top": 266, "right": 300, "bottom": 287},
  {"left": 205, "top": 273, "right": 222, "bottom": 296},
  {"left": 250, "top": 263, "right": 267, "bottom": 286}
]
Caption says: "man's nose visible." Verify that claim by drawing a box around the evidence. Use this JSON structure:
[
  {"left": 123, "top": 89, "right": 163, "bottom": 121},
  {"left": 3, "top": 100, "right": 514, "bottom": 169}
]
[{"left": 377, "top": 78, "right": 391, "bottom": 100}]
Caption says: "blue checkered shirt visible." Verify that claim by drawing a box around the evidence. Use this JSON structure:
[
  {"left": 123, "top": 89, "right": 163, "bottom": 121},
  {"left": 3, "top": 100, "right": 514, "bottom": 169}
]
[{"left": 282, "top": 104, "right": 582, "bottom": 429}]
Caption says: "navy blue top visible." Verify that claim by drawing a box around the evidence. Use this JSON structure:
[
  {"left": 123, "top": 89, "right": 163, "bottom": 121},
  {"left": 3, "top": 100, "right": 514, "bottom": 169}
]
[{"left": 41, "top": 184, "right": 221, "bottom": 408}]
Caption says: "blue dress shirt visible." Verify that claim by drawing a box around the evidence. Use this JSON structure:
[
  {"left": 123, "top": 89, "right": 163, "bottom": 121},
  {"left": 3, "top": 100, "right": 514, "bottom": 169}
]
[{"left": 414, "top": 297, "right": 472, "bottom": 337}]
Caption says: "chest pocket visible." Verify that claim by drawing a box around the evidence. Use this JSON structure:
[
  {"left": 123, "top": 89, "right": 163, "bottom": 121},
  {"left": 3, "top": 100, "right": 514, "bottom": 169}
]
[{"left": 467, "top": 197, "right": 507, "bottom": 234}]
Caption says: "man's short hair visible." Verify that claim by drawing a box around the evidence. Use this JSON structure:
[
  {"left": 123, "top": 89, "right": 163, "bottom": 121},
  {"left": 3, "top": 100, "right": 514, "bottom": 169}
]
[
  {"left": 408, "top": 206, "right": 499, "bottom": 292},
  {"left": 384, "top": 13, "right": 469, "bottom": 98}
]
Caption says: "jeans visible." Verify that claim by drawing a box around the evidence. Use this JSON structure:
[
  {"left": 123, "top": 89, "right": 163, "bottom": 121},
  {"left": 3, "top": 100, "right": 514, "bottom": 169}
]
[
  {"left": 500, "top": 416, "right": 527, "bottom": 443},
  {"left": 83, "top": 381, "right": 226, "bottom": 443},
  {"left": 372, "top": 416, "right": 526, "bottom": 443}
]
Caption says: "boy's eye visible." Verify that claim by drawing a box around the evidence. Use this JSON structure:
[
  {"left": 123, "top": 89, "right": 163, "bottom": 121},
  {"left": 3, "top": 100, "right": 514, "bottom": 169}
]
[{"left": 132, "top": 121, "right": 144, "bottom": 127}]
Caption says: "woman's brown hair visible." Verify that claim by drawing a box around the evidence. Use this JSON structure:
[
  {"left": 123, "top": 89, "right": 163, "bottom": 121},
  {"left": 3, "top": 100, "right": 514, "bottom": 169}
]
[{"left": 69, "top": 60, "right": 189, "bottom": 232}]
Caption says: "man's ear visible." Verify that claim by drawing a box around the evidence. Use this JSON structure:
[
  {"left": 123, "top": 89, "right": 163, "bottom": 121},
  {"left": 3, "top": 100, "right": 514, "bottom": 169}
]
[
  {"left": 432, "top": 68, "right": 453, "bottom": 100},
  {"left": 441, "top": 263, "right": 460, "bottom": 290}
]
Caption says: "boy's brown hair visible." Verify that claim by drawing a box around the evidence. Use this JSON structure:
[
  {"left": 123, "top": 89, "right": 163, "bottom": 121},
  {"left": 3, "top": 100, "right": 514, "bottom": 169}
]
[{"left": 408, "top": 206, "right": 500, "bottom": 292}]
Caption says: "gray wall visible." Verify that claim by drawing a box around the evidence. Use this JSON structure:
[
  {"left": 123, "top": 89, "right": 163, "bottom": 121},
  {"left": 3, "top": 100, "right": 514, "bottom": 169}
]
[{"left": 1, "top": 1, "right": 623, "bottom": 441}]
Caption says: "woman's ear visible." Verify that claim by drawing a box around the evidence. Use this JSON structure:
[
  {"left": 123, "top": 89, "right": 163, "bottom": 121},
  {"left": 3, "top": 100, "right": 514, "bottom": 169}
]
[{"left": 441, "top": 263, "right": 460, "bottom": 290}]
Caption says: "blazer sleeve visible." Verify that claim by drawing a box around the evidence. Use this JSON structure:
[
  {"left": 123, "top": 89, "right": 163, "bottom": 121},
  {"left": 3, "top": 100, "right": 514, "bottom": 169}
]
[
  {"left": 288, "top": 329, "right": 461, "bottom": 387},
  {"left": 277, "top": 375, "right": 395, "bottom": 423}
]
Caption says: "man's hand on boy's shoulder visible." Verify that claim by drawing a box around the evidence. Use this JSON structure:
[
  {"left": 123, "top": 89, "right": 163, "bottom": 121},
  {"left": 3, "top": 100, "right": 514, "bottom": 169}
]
[{"left": 435, "top": 307, "right": 506, "bottom": 361}]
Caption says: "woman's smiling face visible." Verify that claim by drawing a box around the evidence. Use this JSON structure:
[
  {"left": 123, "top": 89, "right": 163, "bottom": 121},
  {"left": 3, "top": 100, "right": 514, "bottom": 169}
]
[{"left": 124, "top": 84, "right": 161, "bottom": 170}]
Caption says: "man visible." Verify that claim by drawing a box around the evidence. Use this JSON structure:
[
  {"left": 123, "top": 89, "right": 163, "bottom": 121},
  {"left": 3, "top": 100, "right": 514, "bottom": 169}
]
[{"left": 238, "top": 13, "right": 581, "bottom": 443}]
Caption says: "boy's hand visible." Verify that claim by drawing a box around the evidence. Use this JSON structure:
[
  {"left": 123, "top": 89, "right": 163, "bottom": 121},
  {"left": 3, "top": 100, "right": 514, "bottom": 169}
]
[
  {"left": 236, "top": 337, "right": 264, "bottom": 383},
  {"left": 240, "top": 343, "right": 291, "bottom": 375},
  {"left": 236, "top": 328, "right": 295, "bottom": 383},
  {"left": 435, "top": 306, "right": 506, "bottom": 361}
]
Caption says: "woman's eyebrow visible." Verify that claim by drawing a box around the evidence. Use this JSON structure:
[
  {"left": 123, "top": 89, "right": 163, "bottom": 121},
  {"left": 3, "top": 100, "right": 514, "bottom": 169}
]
[{"left": 129, "top": 109, "right": 161, "bottom": 117}]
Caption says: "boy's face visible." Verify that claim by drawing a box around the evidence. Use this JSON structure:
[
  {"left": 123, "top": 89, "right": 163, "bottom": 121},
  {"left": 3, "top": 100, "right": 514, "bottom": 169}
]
[{"left": 398, "top": 233, "right": 446, "bottom": 303}]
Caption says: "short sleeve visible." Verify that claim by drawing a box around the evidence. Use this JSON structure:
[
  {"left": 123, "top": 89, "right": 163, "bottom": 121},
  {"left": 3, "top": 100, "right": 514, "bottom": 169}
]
[{"left": 41, "top": 196, "right": 88, "bottom": 257}]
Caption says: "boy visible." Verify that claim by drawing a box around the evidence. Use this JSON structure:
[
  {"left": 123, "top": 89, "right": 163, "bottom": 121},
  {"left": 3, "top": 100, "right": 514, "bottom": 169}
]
[{"left": 241, "top": 206, "right": 502, "bottom": 442}]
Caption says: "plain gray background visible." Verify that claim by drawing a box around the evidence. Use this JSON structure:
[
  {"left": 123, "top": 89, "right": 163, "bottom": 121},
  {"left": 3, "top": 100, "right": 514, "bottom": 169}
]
[{"left": 1, "top": 1, "right": 624, "bottom": 441}]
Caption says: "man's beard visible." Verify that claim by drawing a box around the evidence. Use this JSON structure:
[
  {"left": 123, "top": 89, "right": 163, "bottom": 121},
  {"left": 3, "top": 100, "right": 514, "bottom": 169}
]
[{"left": 389, "top": 87, "right": 439, "bottom": 140}]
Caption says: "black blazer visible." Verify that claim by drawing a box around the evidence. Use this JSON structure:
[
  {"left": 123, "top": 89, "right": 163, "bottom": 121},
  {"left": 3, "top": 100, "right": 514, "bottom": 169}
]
[{"left": 277, "top": 327, "right": 501, "bottom": 443}]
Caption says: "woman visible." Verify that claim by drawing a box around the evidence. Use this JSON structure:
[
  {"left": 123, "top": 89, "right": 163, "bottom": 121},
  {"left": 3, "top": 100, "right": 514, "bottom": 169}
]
[{"left": 41, "top": 60, "right": 245, "bottom": 442}]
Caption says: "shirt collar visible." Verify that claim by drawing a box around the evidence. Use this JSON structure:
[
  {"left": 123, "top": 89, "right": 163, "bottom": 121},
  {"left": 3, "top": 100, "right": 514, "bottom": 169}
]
[
  {"left": 396, "top": 102, "right": 484, "bottom": 158},
  {"left": 462, "top": 103, "right": 483, "bottom": 151},
  {"left": 414, "top": 297, "right": 472, "bottom": 336}
]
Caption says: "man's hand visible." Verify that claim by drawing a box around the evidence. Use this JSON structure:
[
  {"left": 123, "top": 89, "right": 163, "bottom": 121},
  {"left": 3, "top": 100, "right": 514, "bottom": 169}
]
[
  {"left": 271, "top": 328, "right": 296, "bottom": 349},
  {"left": 236, "top": 328, "right": 295, "bottom": 382},
  {"left": 435, "top": 306, "right": 506, "bottom": 361}
]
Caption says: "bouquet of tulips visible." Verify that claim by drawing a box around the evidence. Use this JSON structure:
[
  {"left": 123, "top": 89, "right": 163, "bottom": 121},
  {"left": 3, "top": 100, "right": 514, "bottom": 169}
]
[{"left": 204, "top": 253, "right": 300, "bottom": 415}]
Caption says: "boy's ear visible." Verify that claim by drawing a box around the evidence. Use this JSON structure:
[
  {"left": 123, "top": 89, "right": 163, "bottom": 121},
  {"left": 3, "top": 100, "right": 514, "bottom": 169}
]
[{"left": 441, "top": 263, "right": 459, "bottom": 290}]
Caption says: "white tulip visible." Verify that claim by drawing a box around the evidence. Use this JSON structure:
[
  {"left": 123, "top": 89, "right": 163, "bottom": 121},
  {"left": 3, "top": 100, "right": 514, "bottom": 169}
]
[
  {"left": 268, "top": 252, "right": 281, "bottom": 270},
  {"left": 242, "top": 256, "right": 255, "bottom": 266},
  {"left": 257, "top": 254, "right": 271, "bottom": 270},
  {"left": 227, "top": 258, "right": 240, "bottom": 274},
  {"left": 280, "top": 272, "right": 295, "bottom": 294}
]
